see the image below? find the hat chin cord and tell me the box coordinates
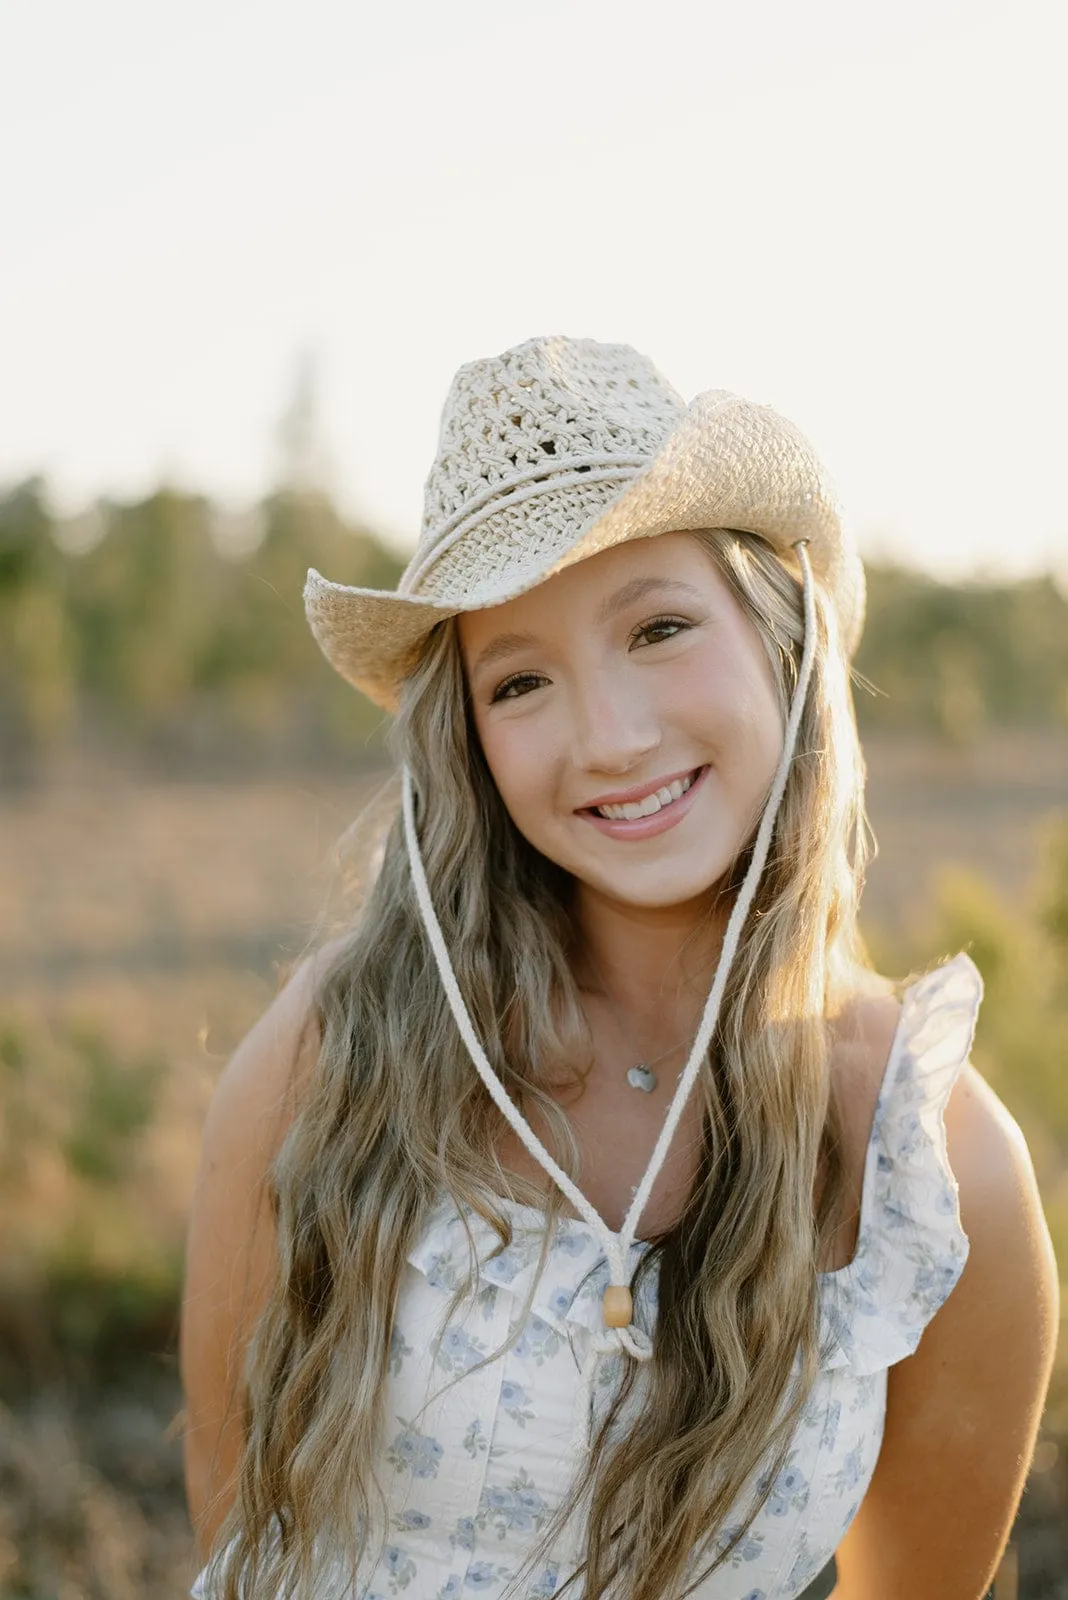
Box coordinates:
[401,542,817,1453]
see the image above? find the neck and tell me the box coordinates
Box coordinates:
[572,882,730,1029]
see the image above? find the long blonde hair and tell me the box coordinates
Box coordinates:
[216,528,872,1600]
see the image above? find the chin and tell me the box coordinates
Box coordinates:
[575,857,735,914]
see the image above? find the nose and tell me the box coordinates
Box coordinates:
[569,668,661,777]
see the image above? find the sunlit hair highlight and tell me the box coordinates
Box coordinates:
[212,528,873,1600]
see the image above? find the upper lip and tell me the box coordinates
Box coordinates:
[578,766,703,810]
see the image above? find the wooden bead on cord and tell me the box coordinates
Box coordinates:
[602,1285,633,1328]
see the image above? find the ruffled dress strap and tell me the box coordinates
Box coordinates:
[819,952,984,1375]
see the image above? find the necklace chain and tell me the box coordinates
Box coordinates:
[585,953,694,1093]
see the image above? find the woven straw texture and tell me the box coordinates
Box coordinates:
[304,336,864,710]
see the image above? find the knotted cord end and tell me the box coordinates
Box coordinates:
[571,1321,654,1457]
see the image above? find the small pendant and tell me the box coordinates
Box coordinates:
[626,1063,657,1093]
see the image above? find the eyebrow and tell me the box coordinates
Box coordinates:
[595,575,704,624]
[468,577,704,681]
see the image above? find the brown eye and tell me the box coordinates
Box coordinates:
[632,616,690,648]
[490,672,546,703]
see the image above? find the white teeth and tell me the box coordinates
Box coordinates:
[595,770,698,821]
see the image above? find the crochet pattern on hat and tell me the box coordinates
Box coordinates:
[407,338,684,594]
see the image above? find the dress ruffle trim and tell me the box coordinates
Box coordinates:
[406,954,983,1378]
[405,1190,656,1343]
[817,952,982,1374]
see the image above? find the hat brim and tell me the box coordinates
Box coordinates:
[304,391,865,712]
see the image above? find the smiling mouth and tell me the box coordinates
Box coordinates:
[590,768,702,822]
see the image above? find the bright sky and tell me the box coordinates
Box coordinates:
[3,0,1066,579]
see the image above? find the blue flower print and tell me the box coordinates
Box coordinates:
[382,1545,417,1592]
[897,1108,925,1160]
[529,1564,560,1596]
[477,1283,499,1321]
[833,1441,865,1494]
[422,1250,466,1293]
[435,1325,488,1374]
[477,1469,549,1540]
[786,1533,824,1592]
[764,1461,809,1518]
[715,1522,764,1565]
[467,1560,513,1589]
[388,1326,414,1377]
[848,1372,880,1412]
[913,1259,961,1305]
[395,1509,431,1532]
[435,1576,462,1600]
[555,1229,587,1257]
[449,1516,476,1552]
[739,1536,764,1563]
[639,1276,660,1320]
[546,1286,574,1318]
[739,1590,767,1600]
[500,1381,535,1428]
[485,1243,529,1284]
[386,1423,444,1479]
[463,1417,488,1457]
[514,1483,548,1524]
[595,1351,623,1391]
[855,1254,884,1302]
[513,1315,562,1364]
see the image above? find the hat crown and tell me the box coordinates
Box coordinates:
[405,337,685,595]
[304,333,865,711]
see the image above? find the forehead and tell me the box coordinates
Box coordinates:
[457,531,726,657]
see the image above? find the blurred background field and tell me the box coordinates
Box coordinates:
[0,479,1066,1597]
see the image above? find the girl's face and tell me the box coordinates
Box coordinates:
[458,532,785,917]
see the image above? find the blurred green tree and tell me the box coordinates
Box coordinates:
[4,477,1067,771]
[855,565,1068,736]
[0,479,77,785]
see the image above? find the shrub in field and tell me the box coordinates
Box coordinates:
[0,1017,177,1378]
[62,1028,164,1187]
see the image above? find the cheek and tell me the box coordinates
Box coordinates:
[702,653,784,782]
[739,672,786,780]
[476,719,556,828]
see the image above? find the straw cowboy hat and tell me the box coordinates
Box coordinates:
[303,336,865,712]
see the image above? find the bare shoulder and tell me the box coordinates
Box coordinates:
[827,977,902,1090]
[944,1057,1042,1219]
[940,1054,1059,1362]
[180,937,346,1556]
[183,932,349,1316]
[198,943,331,1158]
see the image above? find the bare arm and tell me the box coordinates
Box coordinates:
[832,1063,1060,1599]
[179,954,325,1562]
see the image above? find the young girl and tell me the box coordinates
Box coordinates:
[181,337,1058,1600]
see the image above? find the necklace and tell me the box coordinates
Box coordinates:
[586,957,694,1094]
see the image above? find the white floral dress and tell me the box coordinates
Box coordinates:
[193,954,981,1600]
